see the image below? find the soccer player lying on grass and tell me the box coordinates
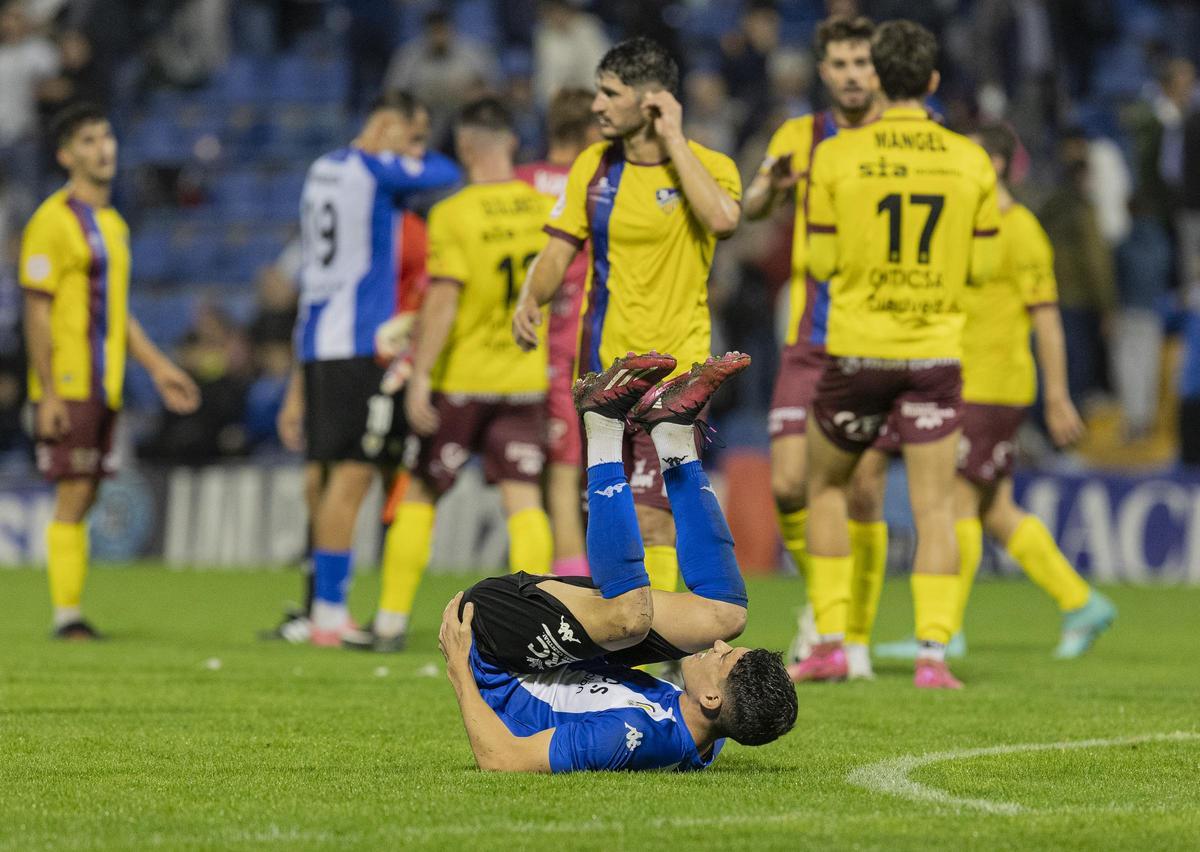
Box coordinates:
[437,352,798,772]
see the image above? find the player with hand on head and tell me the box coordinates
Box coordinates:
[439,351,797,772]
[280,90,461,647]
[794,20,1001,689]
[742,15,885,680]
[22,103,200,639]
[870,123,1116,662]
[515,87,603,579]
[361,97,555,652]
[513,37,742,598]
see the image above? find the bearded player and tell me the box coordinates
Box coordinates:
[439,352,796,772]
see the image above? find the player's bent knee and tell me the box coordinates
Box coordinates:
[711,601,748,642]
[771,470,807,512]
[596,588,653,649]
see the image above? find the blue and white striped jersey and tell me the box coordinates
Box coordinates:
[295,146,460,362]
[470,645,723,773]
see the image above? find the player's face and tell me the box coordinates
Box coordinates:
[819,39,876,116]
[59,119,117,185]
[592,72,646,140]
[680,640,750,699]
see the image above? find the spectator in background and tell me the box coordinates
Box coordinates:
[385,9,499,146]
[0,0,59,211]
[682,68,740,156]
[766,48,812,120]
[720,0,780,125]
[1177,70,1200,305]
[38,29,109,114]
[533,0,610,108]
[1179,295,1200,467]
[146,0,231,88]
[1040,147,1117,414]
[1124,58,1196,234]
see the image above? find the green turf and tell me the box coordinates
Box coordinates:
[1,567,1197,851]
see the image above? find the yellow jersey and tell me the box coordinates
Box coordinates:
[761,111,840,346]
[20,189,130,409]
[426,180,552,396]
[962,203,1057,406]
[807,107,1001,360]
[544,139,742,378]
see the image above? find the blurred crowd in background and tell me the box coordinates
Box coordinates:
[0,0,1199,472]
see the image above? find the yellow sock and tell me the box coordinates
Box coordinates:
[508,507,553,575]
[1007,515,1090,611]
[777,507,808,579]
[846,520,888,645]
[644,545,679,592]
[911,573,959,645]
[807,554,852,638]
[47,521,88,610]
[952,517,983,634]
[378,502,435,616]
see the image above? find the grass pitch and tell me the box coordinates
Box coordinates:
[1,567,1197,851]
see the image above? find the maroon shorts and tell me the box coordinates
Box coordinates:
[958,402,1026,486]
[546,357,582,467]
[768,343,828,439]
[812,357,963,453]
[406,395,547,497]
[35,399,119,481]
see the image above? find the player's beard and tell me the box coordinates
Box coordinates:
[834,88,873,123]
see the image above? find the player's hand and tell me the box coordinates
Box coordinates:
[512,294,542,352]
[1046,394,1085,448]
[36,394,70,441]
[375,312,416,360]
[405,372,439,436]
[438,591,474,679]
[641,90,685,146]
[152,363,201,415]
[276,390,304,452]
[766,154,802,192]
[379,356,413,395]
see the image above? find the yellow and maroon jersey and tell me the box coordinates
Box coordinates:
[20,188,130,409]
[962,203,1058,406]
[426,180,552,396]
[807,107,1001,361]
[544,139,741,378]
[760,110,841,348]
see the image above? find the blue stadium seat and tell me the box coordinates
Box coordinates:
[211,170,267,221]
[131,228,173,283]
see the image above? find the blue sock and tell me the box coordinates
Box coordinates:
[662,461,747,608]
[586,462,650,599]
[313,549,353,605]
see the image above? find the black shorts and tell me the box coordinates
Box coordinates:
[303,357,408,465]
[461,572,687,674]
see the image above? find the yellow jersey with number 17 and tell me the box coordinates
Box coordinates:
[19,188,130,410]
[961,203,1058,406]
[426,180,552,396]
[544,139,742,378]
[807,107,1001,361]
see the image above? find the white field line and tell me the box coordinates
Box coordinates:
[846,730,1200,815]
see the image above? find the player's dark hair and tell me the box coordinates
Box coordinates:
[370,89,425,120]
[547,87,596,146]
[720,649,797,747]
[597,37,679,95]
[973,123,1019,180]
[458,96,515,134]
[871,19,938,101]
[49,102,108,149]
[814,15,876,61]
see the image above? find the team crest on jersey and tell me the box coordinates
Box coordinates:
[655,187,681,213]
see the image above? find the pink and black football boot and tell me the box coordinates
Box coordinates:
[573,351,678,420]
[628,352,752,431]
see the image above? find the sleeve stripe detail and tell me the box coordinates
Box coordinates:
[1025,301,1058,311]
[543,225,585,248]
[973,228,999,237]
[808,223,837,234]
[428,276,465,288]
[19,285,53,298]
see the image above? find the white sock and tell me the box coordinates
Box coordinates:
[312,600,348,632]
[584,411,625,467]
[650,422,698,470]
[375,610,409,639]
[917,640,946,663]
[53,606,81,629]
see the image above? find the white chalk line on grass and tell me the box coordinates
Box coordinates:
[846,730,1200,815]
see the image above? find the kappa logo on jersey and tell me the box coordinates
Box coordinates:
[900,401,957,431]
[655,187,681,214]
[592,481,628,499]
[557,616,581,645]
[624,722,644,752]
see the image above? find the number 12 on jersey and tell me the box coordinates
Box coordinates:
[877,193,944,264]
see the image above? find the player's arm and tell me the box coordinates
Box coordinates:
[375,150,462,197]
[22,292,69,440]
[404,278,459,435]
[277,363,304,451]
[744,156,801,221]
[439,593,554,773]
[128,316,201,415]
[1031,305,1084,447]
[968,155,1003,286]
[643,91,740,238]
[805,145,839,281]
[513,237,576,351]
